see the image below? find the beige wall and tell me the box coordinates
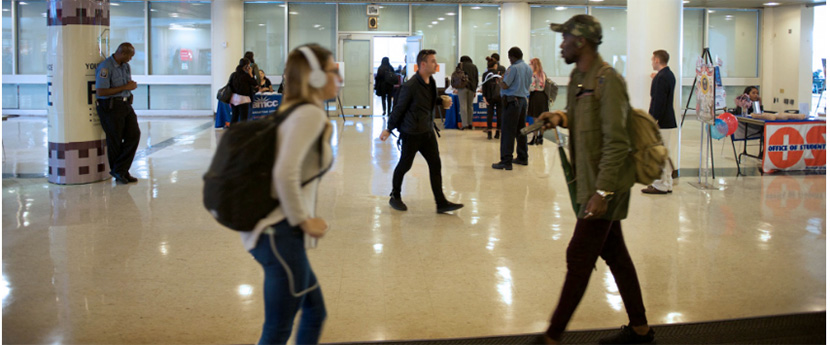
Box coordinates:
[761,5,814,113]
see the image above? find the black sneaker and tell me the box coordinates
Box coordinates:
[436,201,463,214]
[110,172,130,185]
[512,158,528,166]
[492,162,512,170]
[494,130,500,139]
[598,325,655,344]
[487,131,493,140]
[389,196,408,211]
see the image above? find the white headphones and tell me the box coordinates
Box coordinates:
[298,46,327,89]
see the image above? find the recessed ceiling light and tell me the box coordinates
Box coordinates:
[313,24,321,28]
[471,6,481,9]
[431,21,438,24]
[289,11,298,15]
[682,0,689,3]
[170,12,179,18]
[428,25,433,28]
[379,6,384,8]
[764,2,780,5]
[589,0,604,2]
[446,12,456,16]
[18,1,27,5]
[110,3,120,6]
[555,6,567,10]
[279,4,286,7]
[438,17,445,20]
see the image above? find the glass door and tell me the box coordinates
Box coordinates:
[339,35,373,116]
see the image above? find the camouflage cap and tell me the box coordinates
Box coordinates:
[550,14,603,45]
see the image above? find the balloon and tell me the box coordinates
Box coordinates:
[718,112,738,136]
[710,119,729,140]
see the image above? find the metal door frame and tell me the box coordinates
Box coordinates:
[338,33,409,116]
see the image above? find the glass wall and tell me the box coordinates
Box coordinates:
[683,9,705,78]
[110,1,146,75]
[412,4,458,68]
[149,2,211,75]
[530,6,587,77]
[3,84,18,109]
[244,2,287,76]
[149,85,210,110]
[17,0,47,74]
[460,5,499,70]
[708,9,759,78]
[591,7,627,76]
[288,3,336,53]
[3,0,13,74]
[339,3,408,32]
[18,84,46,109]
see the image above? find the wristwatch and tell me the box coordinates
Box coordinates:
[596,190,614,200]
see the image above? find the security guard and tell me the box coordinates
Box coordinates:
[96,42,140,184]
[536,15,654,345]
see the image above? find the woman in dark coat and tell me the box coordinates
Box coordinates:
[230,58,258,124]
[374,57,397,116]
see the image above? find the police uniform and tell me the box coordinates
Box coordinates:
[95,54,141,180]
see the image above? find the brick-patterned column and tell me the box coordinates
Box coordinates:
[46,0,110,185]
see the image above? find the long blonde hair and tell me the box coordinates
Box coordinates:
[279,44,332,111]
[530,58,544,80]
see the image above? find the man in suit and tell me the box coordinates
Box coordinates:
[642,49,676,195]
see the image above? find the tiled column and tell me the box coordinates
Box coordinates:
[46,0,110,184]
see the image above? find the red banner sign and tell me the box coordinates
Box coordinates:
[763,122,826,173]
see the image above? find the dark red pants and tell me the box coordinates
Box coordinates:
[546,219,648,341]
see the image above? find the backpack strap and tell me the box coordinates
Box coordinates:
[592,62,613,101]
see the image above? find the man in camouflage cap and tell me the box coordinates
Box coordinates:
[535,14,655,345]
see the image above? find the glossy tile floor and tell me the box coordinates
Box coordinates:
[2,116,826,344]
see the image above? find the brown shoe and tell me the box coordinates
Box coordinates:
[641,185,671,194]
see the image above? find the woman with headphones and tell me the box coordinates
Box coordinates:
[240,44,340,345]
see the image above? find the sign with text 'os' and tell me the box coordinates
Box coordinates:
[763,122,826,173]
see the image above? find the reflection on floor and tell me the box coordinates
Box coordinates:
[2,116,825,344]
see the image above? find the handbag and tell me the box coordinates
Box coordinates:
[216,74,233,103]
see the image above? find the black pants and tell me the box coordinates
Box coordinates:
[499,96,529,164]
[96,98,141,175]
[381,93,393,114]
[391,131,446,204]
[546,219,648,341]
[486,98,502,130]
[231,103,251,123]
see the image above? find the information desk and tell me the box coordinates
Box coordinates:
[731,115,826,173]
[215,93,283,128]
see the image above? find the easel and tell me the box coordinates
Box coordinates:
[325,90,346,122]
[681,48,727,188]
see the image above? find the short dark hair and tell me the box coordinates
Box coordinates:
[490,53,500,62]
[486,58,497,69]
[244,51,255,63]
[417,49,436,67]
[743,86,759,94]
[460,55,472,64]
[508,47,523,60]
[653,50,669,64]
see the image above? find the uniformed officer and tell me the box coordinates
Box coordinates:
[536,15,654,345]
[96,42,140,184]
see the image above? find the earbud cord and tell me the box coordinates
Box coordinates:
[268,229,320,297]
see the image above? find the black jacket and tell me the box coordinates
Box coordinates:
[461,62,479,91]
[387,73,442,135]
[375,65,396,96]
[231,71,258,97]
[648,67,677,129]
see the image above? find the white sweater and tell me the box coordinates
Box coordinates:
[240,103,334,251]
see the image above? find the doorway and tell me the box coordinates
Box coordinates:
[338,34,414,116]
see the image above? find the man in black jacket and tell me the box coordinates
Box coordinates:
[380,49,464,214]
[642,49,676,195]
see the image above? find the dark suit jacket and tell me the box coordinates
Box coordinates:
[648,67,677,129]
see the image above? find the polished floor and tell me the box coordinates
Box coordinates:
[2,115,826,344]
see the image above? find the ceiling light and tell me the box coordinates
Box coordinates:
[289,11,298,15]
[379,6,384,8]
[446,12,456,16]
[258,23,265,26]
[18,1,27,4]
[682,0,689,3]
[428,25,433,28]
[110,3,120,6]
[471,6,481,9]
[589,0,604,2]
[438,17,445,20]
[313,24,321,28]
[431,21,438,24]
[764,2,780,5]
[170,12,179,18]
[555,6,566,10]
[2,9,9,11]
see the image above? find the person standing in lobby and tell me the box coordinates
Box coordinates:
[642,49,676,195]
[527,57,549,146]
[536,14,654,345]
[375,57,397,116]
[380,49,464,214]
[229,58,258,124]
[458,56,479,130]
[95,42,140,185]
[492,47,531,170]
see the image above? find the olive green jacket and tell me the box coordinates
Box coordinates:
[564,55,636,220]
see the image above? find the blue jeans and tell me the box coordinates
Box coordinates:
[249,221,326,345]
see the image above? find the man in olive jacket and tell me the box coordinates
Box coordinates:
[536,15,654,345]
